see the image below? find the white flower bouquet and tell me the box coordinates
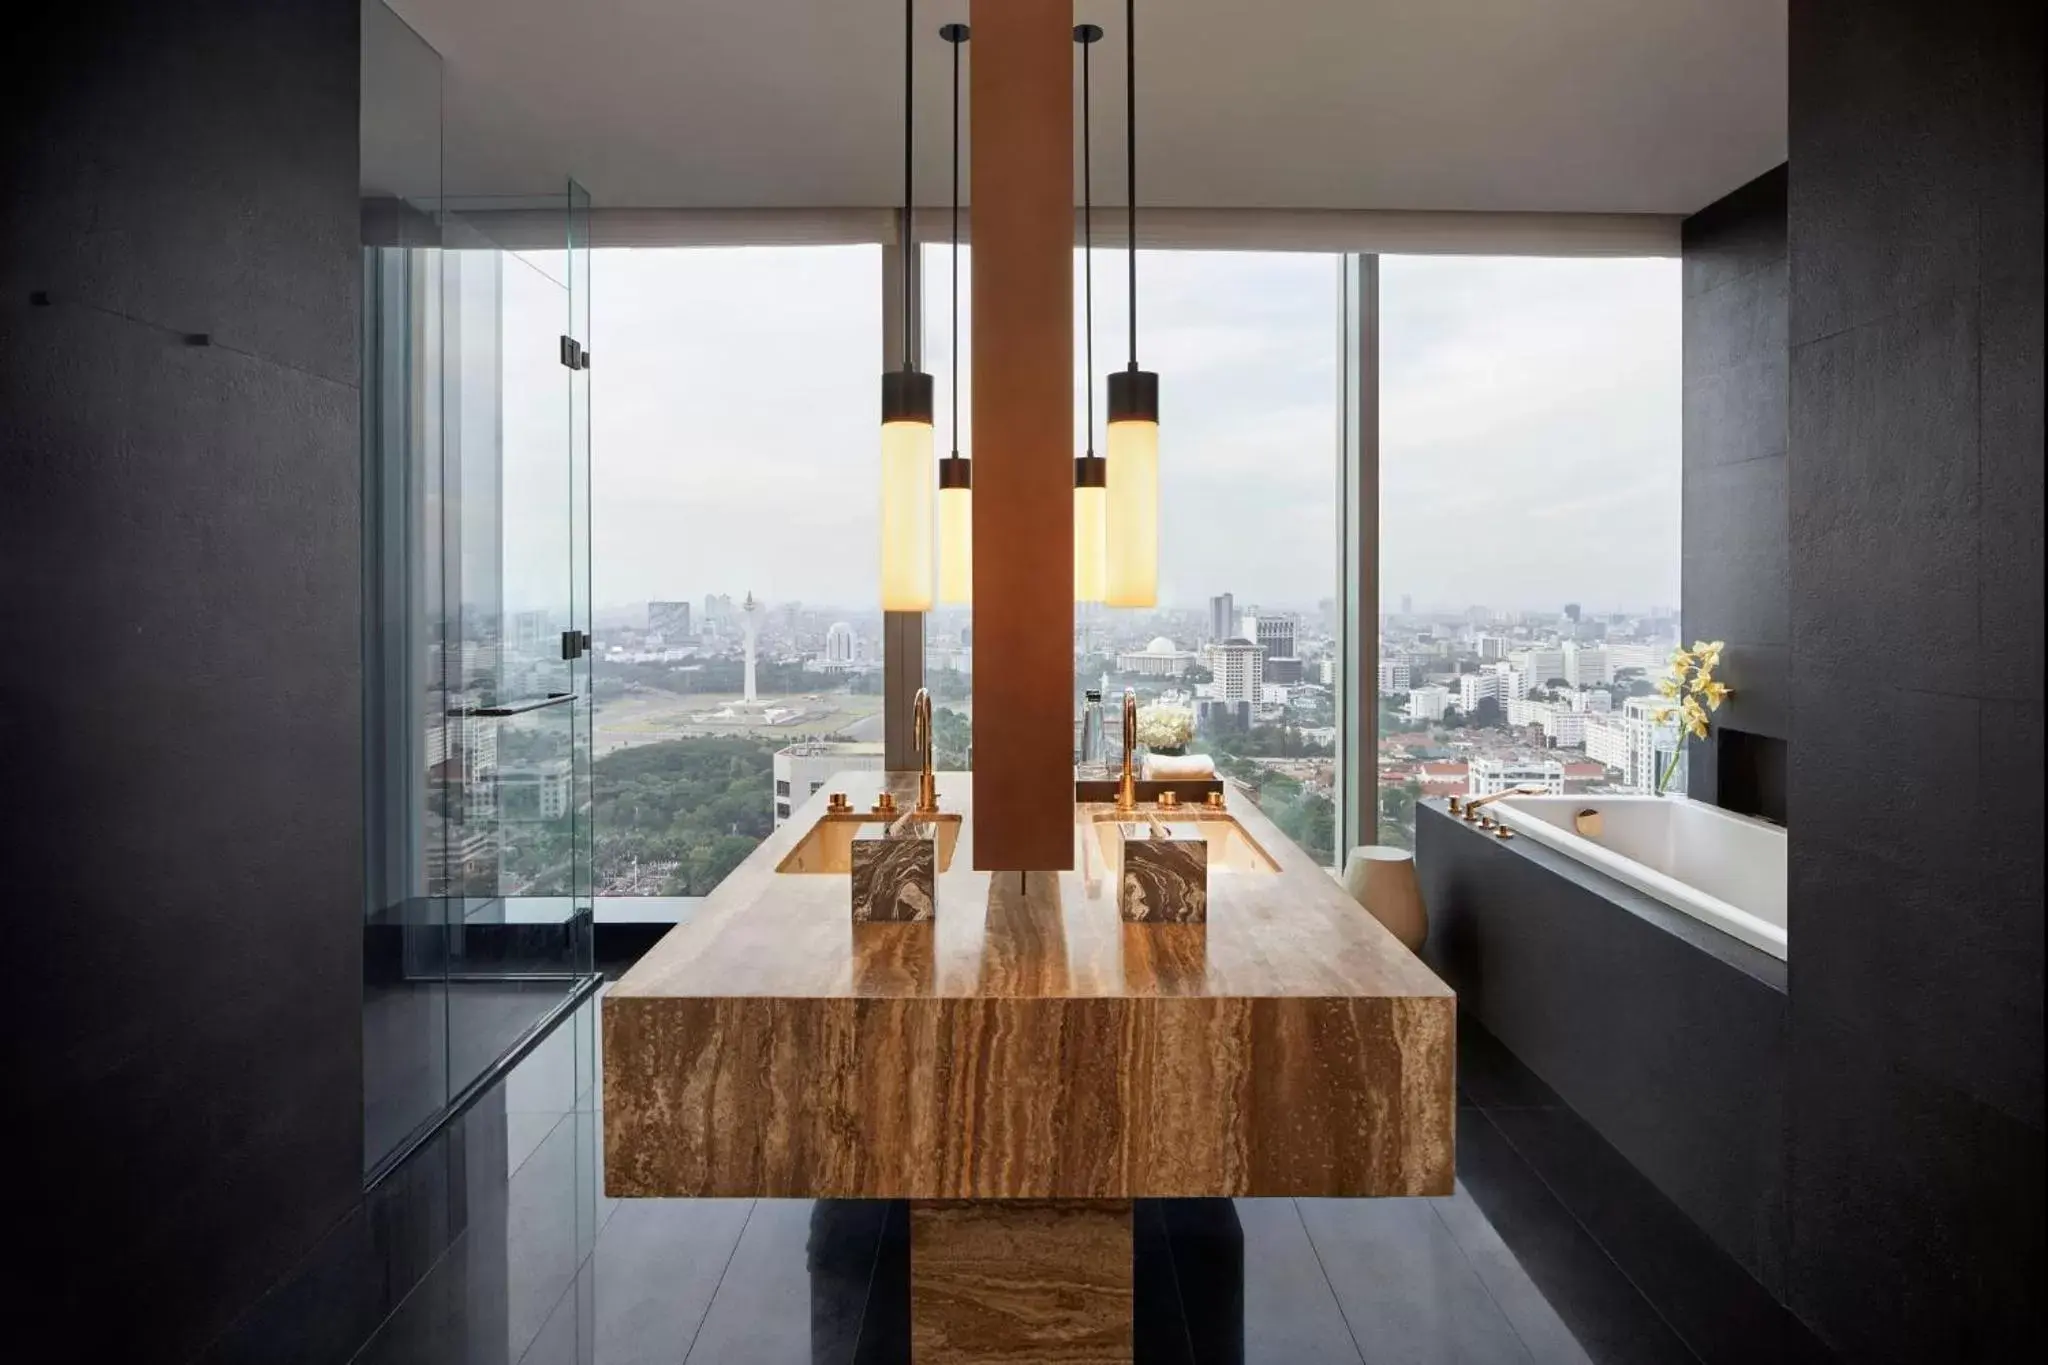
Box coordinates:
[1134,702,1195,754]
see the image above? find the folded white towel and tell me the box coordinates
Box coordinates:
[1142,752,1217,781]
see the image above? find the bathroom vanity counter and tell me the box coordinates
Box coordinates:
[605,771,1454,1202]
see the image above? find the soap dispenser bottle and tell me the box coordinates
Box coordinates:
[1078,689,1105,774]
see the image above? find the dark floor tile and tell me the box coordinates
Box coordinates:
[1136,1200,1197,1365]
[358,1109,598,1365]
[685,1200,887,1365]
[525,1198,754,1365]
[1488,1107,1831,1365]
[852,1202,912,1365]
[1297,1195,1532,1364]
[1452,1111,1689,1365]
[1458,1014,1566,1110]
[1169,1200,1362,1365]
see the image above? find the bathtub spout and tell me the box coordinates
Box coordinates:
[1459,785,1549,823]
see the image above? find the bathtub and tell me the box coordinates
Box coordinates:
[1486,794,1787,959]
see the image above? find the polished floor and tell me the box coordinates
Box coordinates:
[345,996,1831,1365]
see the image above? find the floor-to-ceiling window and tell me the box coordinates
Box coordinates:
[924,242,1344,866]
[1374,255,1683,848]
[587,245,883,913]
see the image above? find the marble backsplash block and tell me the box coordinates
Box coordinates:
[851,821,936,923]
[1117,822,1208,924]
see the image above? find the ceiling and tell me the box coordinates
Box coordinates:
[386,0,1786,215]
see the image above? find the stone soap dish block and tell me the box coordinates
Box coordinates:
[1117,820,1208,924]
[850,819,936,923]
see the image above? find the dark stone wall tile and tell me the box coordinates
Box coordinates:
[1683,357,1788,471]
[1683,165,1789,299]
[1683,169,1791,809]
[1787,0,2044,1352]
[1788,295,1980,691]
[1977,0,2045,289]
[1788,0,1982,345]
[1793,831,2042,1130]
[1979,277,2045,701]
[5,2,362,385]
[1786,1016,2046,1363]
[1683,455,1789,646]
[1789,681,1979,871]
[1685,259,1790,382]
[2,3,363,1360]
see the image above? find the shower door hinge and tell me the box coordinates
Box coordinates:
[560,630,591,661]
[558,336,589,370]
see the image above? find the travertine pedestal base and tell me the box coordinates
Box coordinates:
[910,1200,1133,1363]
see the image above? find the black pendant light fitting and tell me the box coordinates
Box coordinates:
[882,0,934,428]
[938,21,971,494]
[1074,22,1106,497]
[1107,0,1157,426]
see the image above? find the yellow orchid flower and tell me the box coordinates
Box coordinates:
[1650,706,1676,725]
[1695,640,1724,668]
[1700,679,1731,710]
[1656,677,1682,698]
[1681,694,1709,730]
[1690,666,1715,693]
[1669,649,1696,672]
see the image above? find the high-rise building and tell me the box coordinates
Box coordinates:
[1206,638,1263,704]
[1406,685,1451,722]
[1486,661,1528,702]
[1243,612,1295,662]
[1474,633,1510,661]
[1468,758,1566,796]
[1623,696,1684,793]
[771,741,885,826]
[824,621,856,663]
[1457,670,1500,711]
[1562,641,1611,687]
[649,600,693,640]
[1264,656,1305,685]
[1509,647,1566,686]
[1208,592,1235,644]
[1401,593,1414,616]
[1377,658,1412,693]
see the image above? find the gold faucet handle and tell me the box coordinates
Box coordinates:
[826,792,852,814]
[872,791,898,816]
[1157,789,1181,809]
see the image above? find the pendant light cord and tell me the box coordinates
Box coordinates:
[1082,33,1095,454]
[950,28,961,456]
[1125,0,1137,369]
[901,0,914,372]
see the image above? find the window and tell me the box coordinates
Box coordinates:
[1374,256,1682,848]
[923,243,1344,865]
[589,246,883,907]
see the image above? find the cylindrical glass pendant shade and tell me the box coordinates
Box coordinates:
[1105,368,1159,607]
[881,371,935,611]
[937,456,972,605]
[1074,454,1108,603]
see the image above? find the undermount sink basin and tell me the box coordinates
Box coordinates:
[776,812,964,874]
[1087,810,1281,873]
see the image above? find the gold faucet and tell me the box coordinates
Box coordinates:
[913,686,940,815]
[1456,785,1547,823]
[1116,688,1139,813]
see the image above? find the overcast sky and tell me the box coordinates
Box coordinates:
[497,245,1679,618]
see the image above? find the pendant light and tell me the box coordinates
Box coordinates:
[1073,23,1108,604]
[881,0,935,611]
[1105,0,1160,607]
[935,22,973,605]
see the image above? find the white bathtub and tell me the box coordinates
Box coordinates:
[1487,795,1788,960]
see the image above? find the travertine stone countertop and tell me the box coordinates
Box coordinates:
[605,771,1455,1201]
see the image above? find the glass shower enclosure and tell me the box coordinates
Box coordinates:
[361,2,597,1179]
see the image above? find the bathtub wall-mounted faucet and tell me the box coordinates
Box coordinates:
[1452,785,1549,839]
